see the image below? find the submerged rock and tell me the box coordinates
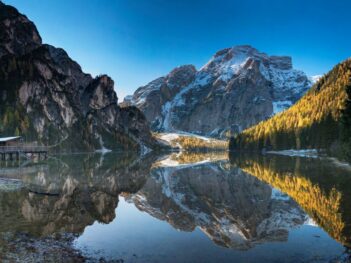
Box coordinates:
[0,178,23,191]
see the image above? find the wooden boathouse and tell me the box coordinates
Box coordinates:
[0,136,48,161]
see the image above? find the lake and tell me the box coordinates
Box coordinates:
[0,152,350,262]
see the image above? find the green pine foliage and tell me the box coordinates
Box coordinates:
[231,59,351,161]
[340,84,351,159]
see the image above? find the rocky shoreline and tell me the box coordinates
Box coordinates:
[0,232,127,263]
[0,232,86,263]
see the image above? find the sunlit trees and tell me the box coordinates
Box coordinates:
[230,59,351,161]
[237,156,349,246]
[340,84,351,159]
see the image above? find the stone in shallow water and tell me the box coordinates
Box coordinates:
[0,178,23,192]
[0,232,86,262]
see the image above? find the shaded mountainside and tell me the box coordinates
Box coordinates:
[230,59,351,161]
[125,45,312,138]
[0,2,162,152]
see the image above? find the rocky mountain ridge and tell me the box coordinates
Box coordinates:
[125,45,312,137]
[0,2,161,152]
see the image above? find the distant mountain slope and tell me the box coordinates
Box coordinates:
[125,45,312,137]
[230,59,351,160]
[0,2,162,152]
[155,132,228,151]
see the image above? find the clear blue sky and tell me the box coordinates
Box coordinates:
[4,0,351,99]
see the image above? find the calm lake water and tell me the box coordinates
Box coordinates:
[0,152,351,262]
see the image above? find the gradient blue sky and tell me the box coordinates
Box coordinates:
[4,0,351,99]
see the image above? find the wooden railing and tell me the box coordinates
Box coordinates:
[0,146,48,153]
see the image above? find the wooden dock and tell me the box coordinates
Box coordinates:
[0,146,48,161]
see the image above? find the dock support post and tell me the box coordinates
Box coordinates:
[0,147,48,162]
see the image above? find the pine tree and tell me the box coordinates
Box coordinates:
[341,84,351,160]
[229,136,237,150]
[341,84,351,141]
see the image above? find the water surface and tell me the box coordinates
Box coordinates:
[0,152,350,262]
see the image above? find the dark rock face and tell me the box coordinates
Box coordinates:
[0,2,160,151]
[126,45,312,137]
[0,2,41,58]
[125,65,197,130]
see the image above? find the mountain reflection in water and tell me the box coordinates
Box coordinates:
[0,152,350,262]
[128,159,306,250]
[0,153,154,236]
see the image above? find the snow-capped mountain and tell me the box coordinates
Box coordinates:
[125,45,312,137]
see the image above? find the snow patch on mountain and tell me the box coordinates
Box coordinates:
[272,100,293,115]
[161,101,173,130]
[160,73,212,131]
[258,61,310,96]
[202,51,250,82]
[309,75,323,84]
[271,188,290,201]
[133,77,165,106]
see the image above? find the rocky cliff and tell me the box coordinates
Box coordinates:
[0,2,161,152]
[126,45,312,137]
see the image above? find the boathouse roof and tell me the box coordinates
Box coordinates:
[0,136,21,142]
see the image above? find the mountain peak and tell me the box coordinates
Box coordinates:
[204,45,293,73]
[128,45,311,136]
[214,45,259,57]
[0,1,42,58]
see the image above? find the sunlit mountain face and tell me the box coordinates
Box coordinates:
[1,152,351,261]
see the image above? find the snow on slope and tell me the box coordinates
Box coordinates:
[160,72,212,131]
[272,100,293,115]
[309,75,323,84]
[155,132,228,151]
[127,45,312,136]
[133,77,165,106]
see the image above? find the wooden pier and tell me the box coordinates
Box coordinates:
[0,146,48,161]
